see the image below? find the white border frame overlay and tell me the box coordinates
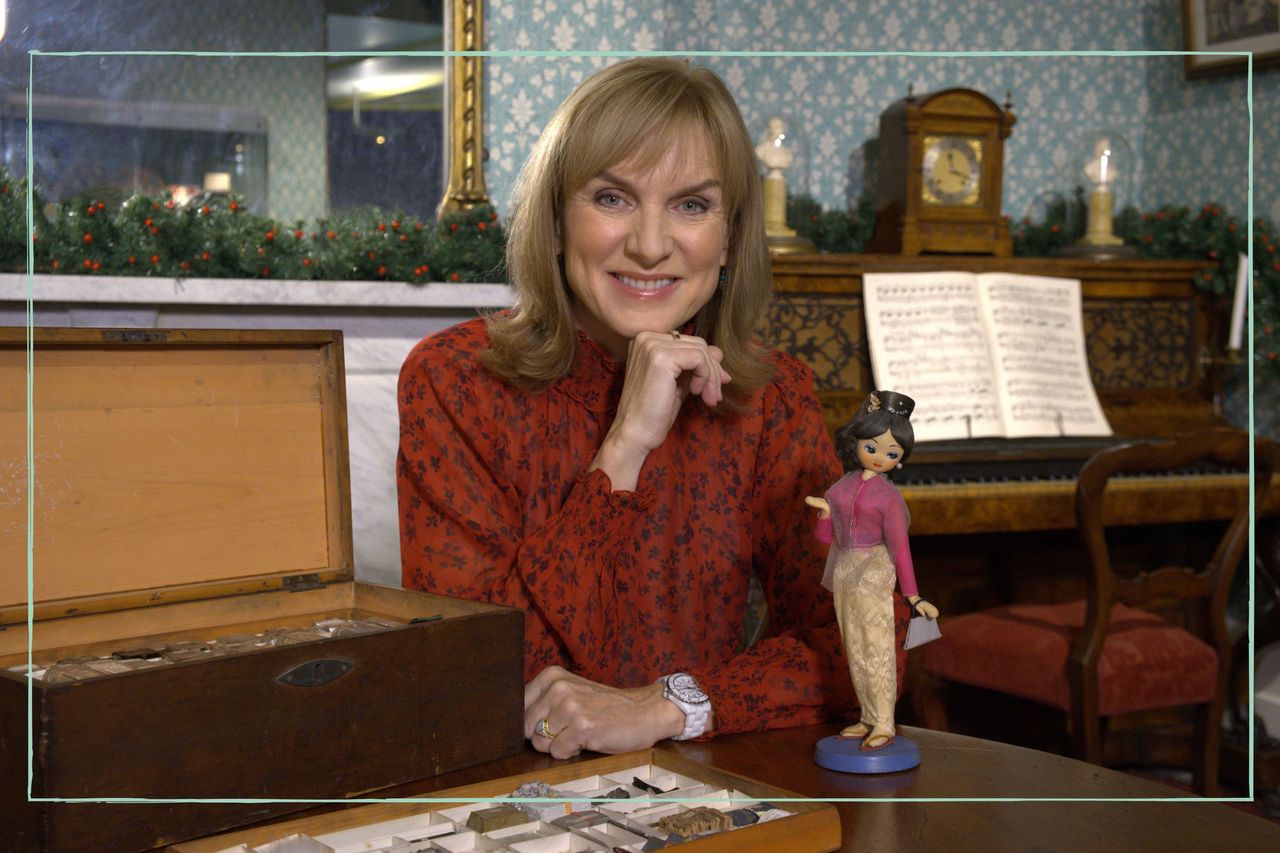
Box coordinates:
[20,46,1254,804]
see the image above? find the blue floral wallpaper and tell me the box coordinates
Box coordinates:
[486,0,1277,226]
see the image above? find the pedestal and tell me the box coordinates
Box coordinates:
[813,734,921,774]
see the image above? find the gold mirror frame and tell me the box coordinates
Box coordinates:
[441,0,488,213]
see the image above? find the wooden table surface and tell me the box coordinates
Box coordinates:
[672,723,1280,852]
[165,723,1280,853]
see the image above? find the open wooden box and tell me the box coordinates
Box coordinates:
[0,328,524,852]
[169,748,842,853]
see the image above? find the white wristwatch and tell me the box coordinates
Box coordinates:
[659,672,711,741]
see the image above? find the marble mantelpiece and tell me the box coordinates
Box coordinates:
[2,273,515,588]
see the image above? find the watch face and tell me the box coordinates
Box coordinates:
[667,673,709,705]
[921,135,983,206]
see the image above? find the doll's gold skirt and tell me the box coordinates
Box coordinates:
[830,543,898,734]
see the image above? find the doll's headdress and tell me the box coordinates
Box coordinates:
[868,390,915,419]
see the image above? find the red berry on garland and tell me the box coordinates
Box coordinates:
[128,255,136,265]
[391,220,400,230]
[295,229,304,239]
[200,206,210,215]
[1271,351,1277,361]
[1228,223,1236,232]
[82,259,92,270]
[399,233,408,242]
[150,226,158,235]
[1265,326,1274,335]
[230,201,240,211]
[82,233,93,244]
[97,201,106,210]
[180,261,190,271]
[326,230,336,239]
[450,272,460,282]
[92,261,101,271]
[152,203,160,211]
[490,212,497,221]
[86,206,96,216]
[377,223,386,232]
[477,221,487,231]
[144,217,152,226]
[415,222,424,231]
[51,260,59,269]
[265,230,276,242]
[450,223,458,232]
[261,266,270,276]
[1050,224,1060,233]
[258,247,267,256]
[201,251,210,261]
[302,257,312,267]
[376,264,387,276]
[1208,249,1218,258]
[150,254,160,264]
[165,199,175,209]
[366,251,376,260]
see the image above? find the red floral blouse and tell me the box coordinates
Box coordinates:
[397,317,907,734]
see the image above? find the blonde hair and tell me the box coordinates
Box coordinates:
[481,57,774,407]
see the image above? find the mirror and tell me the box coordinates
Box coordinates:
[0,0,487,221]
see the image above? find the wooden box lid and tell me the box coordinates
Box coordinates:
[0,328,353,625]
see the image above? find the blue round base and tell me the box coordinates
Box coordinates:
[813,734,921,774]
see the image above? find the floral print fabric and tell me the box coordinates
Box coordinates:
[397,318,906,734]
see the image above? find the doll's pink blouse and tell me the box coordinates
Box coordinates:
[813,472,918,597]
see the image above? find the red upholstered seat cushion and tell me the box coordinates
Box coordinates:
[920,601,1218,716]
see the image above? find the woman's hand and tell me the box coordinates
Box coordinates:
[523,665,691,759]
[590,330,731,491]
[907,595,940,620]
[804,496,831,518]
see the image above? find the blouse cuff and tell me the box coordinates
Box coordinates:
[569,467,653,533]
[813,515,833,544]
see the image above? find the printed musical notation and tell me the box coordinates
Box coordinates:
[863,272,1111,442]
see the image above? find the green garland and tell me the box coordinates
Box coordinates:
[0,166,505,284]
[2,166,1276,372]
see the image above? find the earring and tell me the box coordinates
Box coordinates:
[718,267,728,289]
[896,463,903,469]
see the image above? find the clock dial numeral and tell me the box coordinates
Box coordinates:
[921,136,983,207]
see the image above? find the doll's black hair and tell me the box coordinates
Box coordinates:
[834,390,916,473]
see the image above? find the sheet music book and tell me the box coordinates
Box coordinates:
[862,271,1112,443]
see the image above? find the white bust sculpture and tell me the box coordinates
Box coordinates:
[755,115,793,174]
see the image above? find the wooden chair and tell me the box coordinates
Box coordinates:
[916,427,1279,795]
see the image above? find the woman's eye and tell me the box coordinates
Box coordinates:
[863,444,876,455]
[886,452,899,460]
[679,198,708,213]
[595,192,625,207]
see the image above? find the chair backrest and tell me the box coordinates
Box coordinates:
[1072,427,1280,670]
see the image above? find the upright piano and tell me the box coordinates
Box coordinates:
[768,254,1266,613]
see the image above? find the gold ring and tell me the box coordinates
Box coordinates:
[536,718,556,741]
[670,330,681,340]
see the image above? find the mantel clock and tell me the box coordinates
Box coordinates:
[868,87,1016,256]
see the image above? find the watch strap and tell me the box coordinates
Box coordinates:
[660,673,711,741]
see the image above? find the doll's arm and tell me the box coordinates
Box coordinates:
[805,496,833,543]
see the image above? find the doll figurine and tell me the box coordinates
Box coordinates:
[806,390,939,752]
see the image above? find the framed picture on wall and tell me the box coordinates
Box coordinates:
[1182,0,1280,78]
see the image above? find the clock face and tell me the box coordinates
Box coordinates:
[921,135,984,206]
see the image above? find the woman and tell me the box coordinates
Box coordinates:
[805,391,939,751]
[397,58,899,759]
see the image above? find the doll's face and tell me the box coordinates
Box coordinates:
[856,429,904,473]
